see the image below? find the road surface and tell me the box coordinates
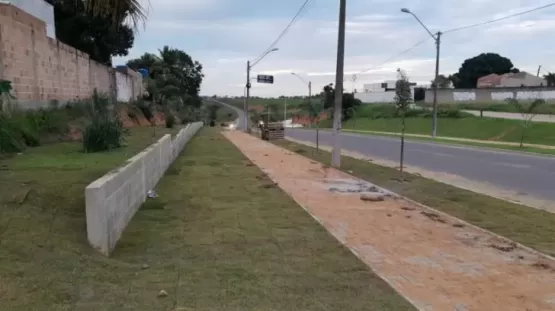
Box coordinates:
[286,128,555,203]
[206,99,245,130]
[463,110,555,123]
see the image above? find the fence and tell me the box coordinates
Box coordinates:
[0,2,142,109]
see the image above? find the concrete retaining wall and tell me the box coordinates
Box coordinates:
[85,122,203,255]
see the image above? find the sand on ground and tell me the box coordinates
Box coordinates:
[224,130,555,311]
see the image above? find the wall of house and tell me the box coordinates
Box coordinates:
[0,3,141,108]
[500,76,546,88]
[424,87,555,104]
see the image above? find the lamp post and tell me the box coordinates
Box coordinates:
[244,48,279,132]
[401,8,441,138]
[290,72,312,127]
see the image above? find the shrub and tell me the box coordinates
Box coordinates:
[135,100,154,122]
[165,114,175,128]
[83,115,125,153]
[0,114,25,152]
[209,120,215,127]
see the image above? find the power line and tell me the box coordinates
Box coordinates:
[444,2,555,34]
[358,37,431,75]
[251,0,312,66]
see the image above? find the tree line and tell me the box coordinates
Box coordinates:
[432,53,555,89]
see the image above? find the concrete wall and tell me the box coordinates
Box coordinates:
[424,87,555,104]
[356,91,397,103]
[85,122,203,255]
[4,0,55,38]
[0,3,141,108]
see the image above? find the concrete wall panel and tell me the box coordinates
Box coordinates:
[85,122,203,255]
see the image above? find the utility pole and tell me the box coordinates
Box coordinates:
[331,0,346,168]
[244,61,251,132]
[432,31,441,138]
[308,81,312,128]
[284,98,287,121]
[537,65,542,77]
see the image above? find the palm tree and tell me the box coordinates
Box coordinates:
[83,0,148,30]
[543,72,555,87]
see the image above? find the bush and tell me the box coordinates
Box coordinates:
[165,114,175,128]
[83,116,125,153]
[0,114,25,152]
[135,100,154,122]
[209,120,215,127]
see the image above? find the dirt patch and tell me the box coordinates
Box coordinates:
[224,131,555,311]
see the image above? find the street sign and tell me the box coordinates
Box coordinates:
[257,75,274,84]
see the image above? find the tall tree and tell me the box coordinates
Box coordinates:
[430,74,452,88]
[543,72,555,87]
[82,0,147,30]
[46,0,135,65]
[127,46,204,108]
[450,53,519,88]
[321,83,361,121]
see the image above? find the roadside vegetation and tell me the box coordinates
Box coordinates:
[0,128,414,310]
[418,101,555,115]
[272,139,555,257]
[318,104,555,147]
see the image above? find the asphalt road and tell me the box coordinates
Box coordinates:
[206,99,245,130]
[286,128,555,202]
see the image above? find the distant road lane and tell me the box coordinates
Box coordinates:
[286,128,555,203]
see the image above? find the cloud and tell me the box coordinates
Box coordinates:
[115,0,555,96]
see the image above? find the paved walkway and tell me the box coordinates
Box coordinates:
[224,131,555,311]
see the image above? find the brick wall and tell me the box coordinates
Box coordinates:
[0,3,141,108]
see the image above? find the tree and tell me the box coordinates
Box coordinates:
[450,53,519,88]
[81,0,147,30]
[394,69,412,179]
[430,74,452,88]
[46,0,135,65]
[321,84,361,121]
[507,98,545,148]
[543,72,555,87]
[127,46,204,108]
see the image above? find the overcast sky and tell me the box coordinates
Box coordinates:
[113,0,555,97]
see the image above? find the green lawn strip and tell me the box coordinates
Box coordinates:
[0,126,181,310]
[272,139,555,258]
[0,127,414,310]
[320,117,555,146]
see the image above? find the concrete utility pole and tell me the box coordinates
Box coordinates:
[331,0,346,168]
[401,8,441,138]
[244,61,251,132]
[284,98,287,121]
[245,48,279,132]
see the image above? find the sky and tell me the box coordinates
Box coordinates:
[114,0,555,97]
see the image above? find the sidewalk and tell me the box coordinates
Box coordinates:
[224,130,555,311]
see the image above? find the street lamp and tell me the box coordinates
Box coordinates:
[291,72,313,127]
[401,8,441,138]
[244,48,279,132]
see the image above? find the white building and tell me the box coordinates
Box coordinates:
[356,80,417,103]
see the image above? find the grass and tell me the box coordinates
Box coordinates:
[271,139,555,257]
[0,127,413,310]
[418,101,555,115]
[320,116,555,146]
[0,126,179,310]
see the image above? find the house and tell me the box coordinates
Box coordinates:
[477,72,547,88]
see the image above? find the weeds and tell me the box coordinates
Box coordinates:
[165,114,175,128]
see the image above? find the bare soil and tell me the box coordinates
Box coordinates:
[224,131,555,311]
